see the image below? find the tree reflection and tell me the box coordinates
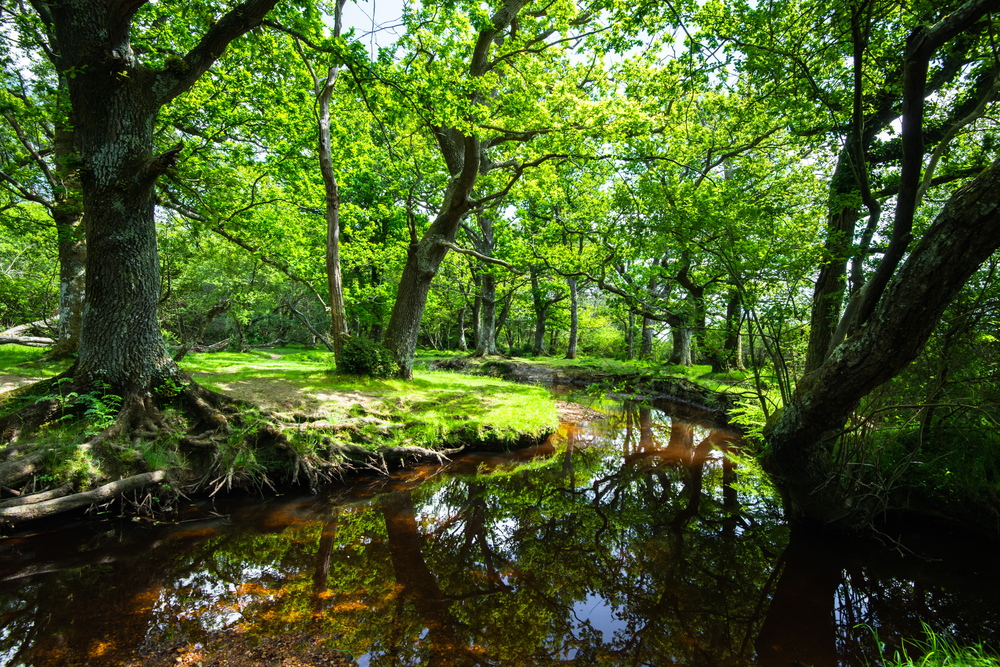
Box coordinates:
[1,402,999,666]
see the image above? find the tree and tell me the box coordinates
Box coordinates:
[0,0,284,458]
[371,0,678,377]
[0,18,85,357]
[695,0,1000,526]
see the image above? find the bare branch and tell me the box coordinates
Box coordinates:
[439,241,524,274]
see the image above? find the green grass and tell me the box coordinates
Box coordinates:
[184,348,559,450]
[880,626,1000,667]
[0,344,72,377]
[372,371,559,446]
[179,348,336,375]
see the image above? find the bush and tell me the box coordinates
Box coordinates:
[337,337,398,378]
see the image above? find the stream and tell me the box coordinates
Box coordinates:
[1,397,999,666]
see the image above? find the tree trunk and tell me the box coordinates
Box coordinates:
[565,275,578,359]
[640,316,654,360]
[381,3,528,378]
[711,288,744,372]
[625,313,633,360]
[472,286,482,352]
[321,77,348,362]
[70,98,172,389]
[530,266,547,356]
[532,311,547,356]
[474,273,497,356]
[668,327,692,366]
[456,307,468,351]
[804,146,860,374]
[49,122,86,360]
[46,0,281,395]
[765,156,1000,528]
[320,3,349,364]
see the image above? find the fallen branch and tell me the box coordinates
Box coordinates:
[0,470,167,522]
[0,336,54,347]
[0,482,72,508]
[0,318,57,338]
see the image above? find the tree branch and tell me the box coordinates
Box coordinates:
[155,0,282,106]
[439,241,524,274]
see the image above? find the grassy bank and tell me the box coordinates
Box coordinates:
[181,348,559,450]
[0,345,559,523]
[882,627,1000,667]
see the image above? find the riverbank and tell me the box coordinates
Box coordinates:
[425,355,743,432]
[0,346,565,526]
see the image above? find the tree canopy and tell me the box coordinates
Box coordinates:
[1,0,1000,531]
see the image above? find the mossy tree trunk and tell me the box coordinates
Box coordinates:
[45,0,280,398]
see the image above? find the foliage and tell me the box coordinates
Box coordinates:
[336,336,397,378]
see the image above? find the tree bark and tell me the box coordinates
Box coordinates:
[530,266,547,356]
[626,311,636,360]
[565,275,578,359]
[456,307,468,351]
[669,327,693,366]
[49,121,86,360]
[474,273,497,356]
[41,0,281,396]
[640,316,654,360]
[317,1,349,363]
[803,146,861,374]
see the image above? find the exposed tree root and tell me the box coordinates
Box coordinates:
[0,371,482,524]
[328,442,465,470]
[0,451,45,487]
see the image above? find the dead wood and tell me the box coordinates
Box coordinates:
[0,482,73,508]
[0,336,54,347]
[0,450,45,486]
[0,470,167,522]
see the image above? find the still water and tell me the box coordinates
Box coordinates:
[1,400,998,666]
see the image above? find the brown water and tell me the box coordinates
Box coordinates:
[1,399,999,666]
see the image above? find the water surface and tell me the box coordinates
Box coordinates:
[1,399,998,666]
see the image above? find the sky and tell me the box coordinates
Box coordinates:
[341,0,409,57]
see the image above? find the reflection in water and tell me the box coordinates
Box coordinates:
[0,400,999,666]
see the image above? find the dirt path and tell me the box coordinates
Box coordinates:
[0,374,43,394]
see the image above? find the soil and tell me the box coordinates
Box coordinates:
[0,374,43,394]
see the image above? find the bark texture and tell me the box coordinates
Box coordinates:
[50,123,86,359]
[565,275,578,359]
[46,0,280,393]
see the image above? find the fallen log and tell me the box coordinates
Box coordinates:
[0,470,167,522]
[0,482,72,508]
[0,336,54,347]
[0,451,45,486]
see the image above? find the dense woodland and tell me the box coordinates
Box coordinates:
[1,0,1000,532]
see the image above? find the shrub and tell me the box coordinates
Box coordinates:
[338,337,398,378]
